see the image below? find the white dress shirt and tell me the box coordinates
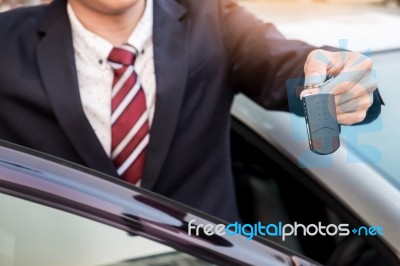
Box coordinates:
[67,0,156,156]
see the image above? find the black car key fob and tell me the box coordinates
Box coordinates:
[302,92,340,155]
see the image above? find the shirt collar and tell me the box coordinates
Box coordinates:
[67,0,153,68]
[128,0,153,54]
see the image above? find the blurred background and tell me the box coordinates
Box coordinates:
[236,0,400,52]
[0,0,49,11]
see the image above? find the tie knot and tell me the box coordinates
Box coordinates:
[108,44,137,68]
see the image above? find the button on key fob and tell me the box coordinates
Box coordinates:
[302,92,340,155]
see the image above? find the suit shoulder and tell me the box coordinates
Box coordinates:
[180,0,243,20]
[0,5,46,39]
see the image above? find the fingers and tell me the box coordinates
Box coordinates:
[299,87,320,99]
[328,50,373,74]
[331,74,376,104]
[331,68,376,124]
[304,49,373,86]
[304,49,333,86]
[337,111,367,126]
[335,92,373,115]
[333,77,375,124]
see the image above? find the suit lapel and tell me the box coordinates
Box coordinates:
[36,0,118,177]
[140,0,189,189]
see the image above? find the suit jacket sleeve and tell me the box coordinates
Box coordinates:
[218,0,382,123]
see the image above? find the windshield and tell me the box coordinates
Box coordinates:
[342,49,400,189]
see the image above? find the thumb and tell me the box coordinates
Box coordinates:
[304,50,329,86]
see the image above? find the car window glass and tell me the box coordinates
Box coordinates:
[0,192,210,266]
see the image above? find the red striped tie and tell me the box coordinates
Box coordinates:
[108,44,149,185]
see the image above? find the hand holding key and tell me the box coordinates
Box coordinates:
[300,49,377,125]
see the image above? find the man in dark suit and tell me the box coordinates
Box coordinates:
[0,0,381,222]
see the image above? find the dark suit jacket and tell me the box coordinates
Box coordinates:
[0,0,381,222]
